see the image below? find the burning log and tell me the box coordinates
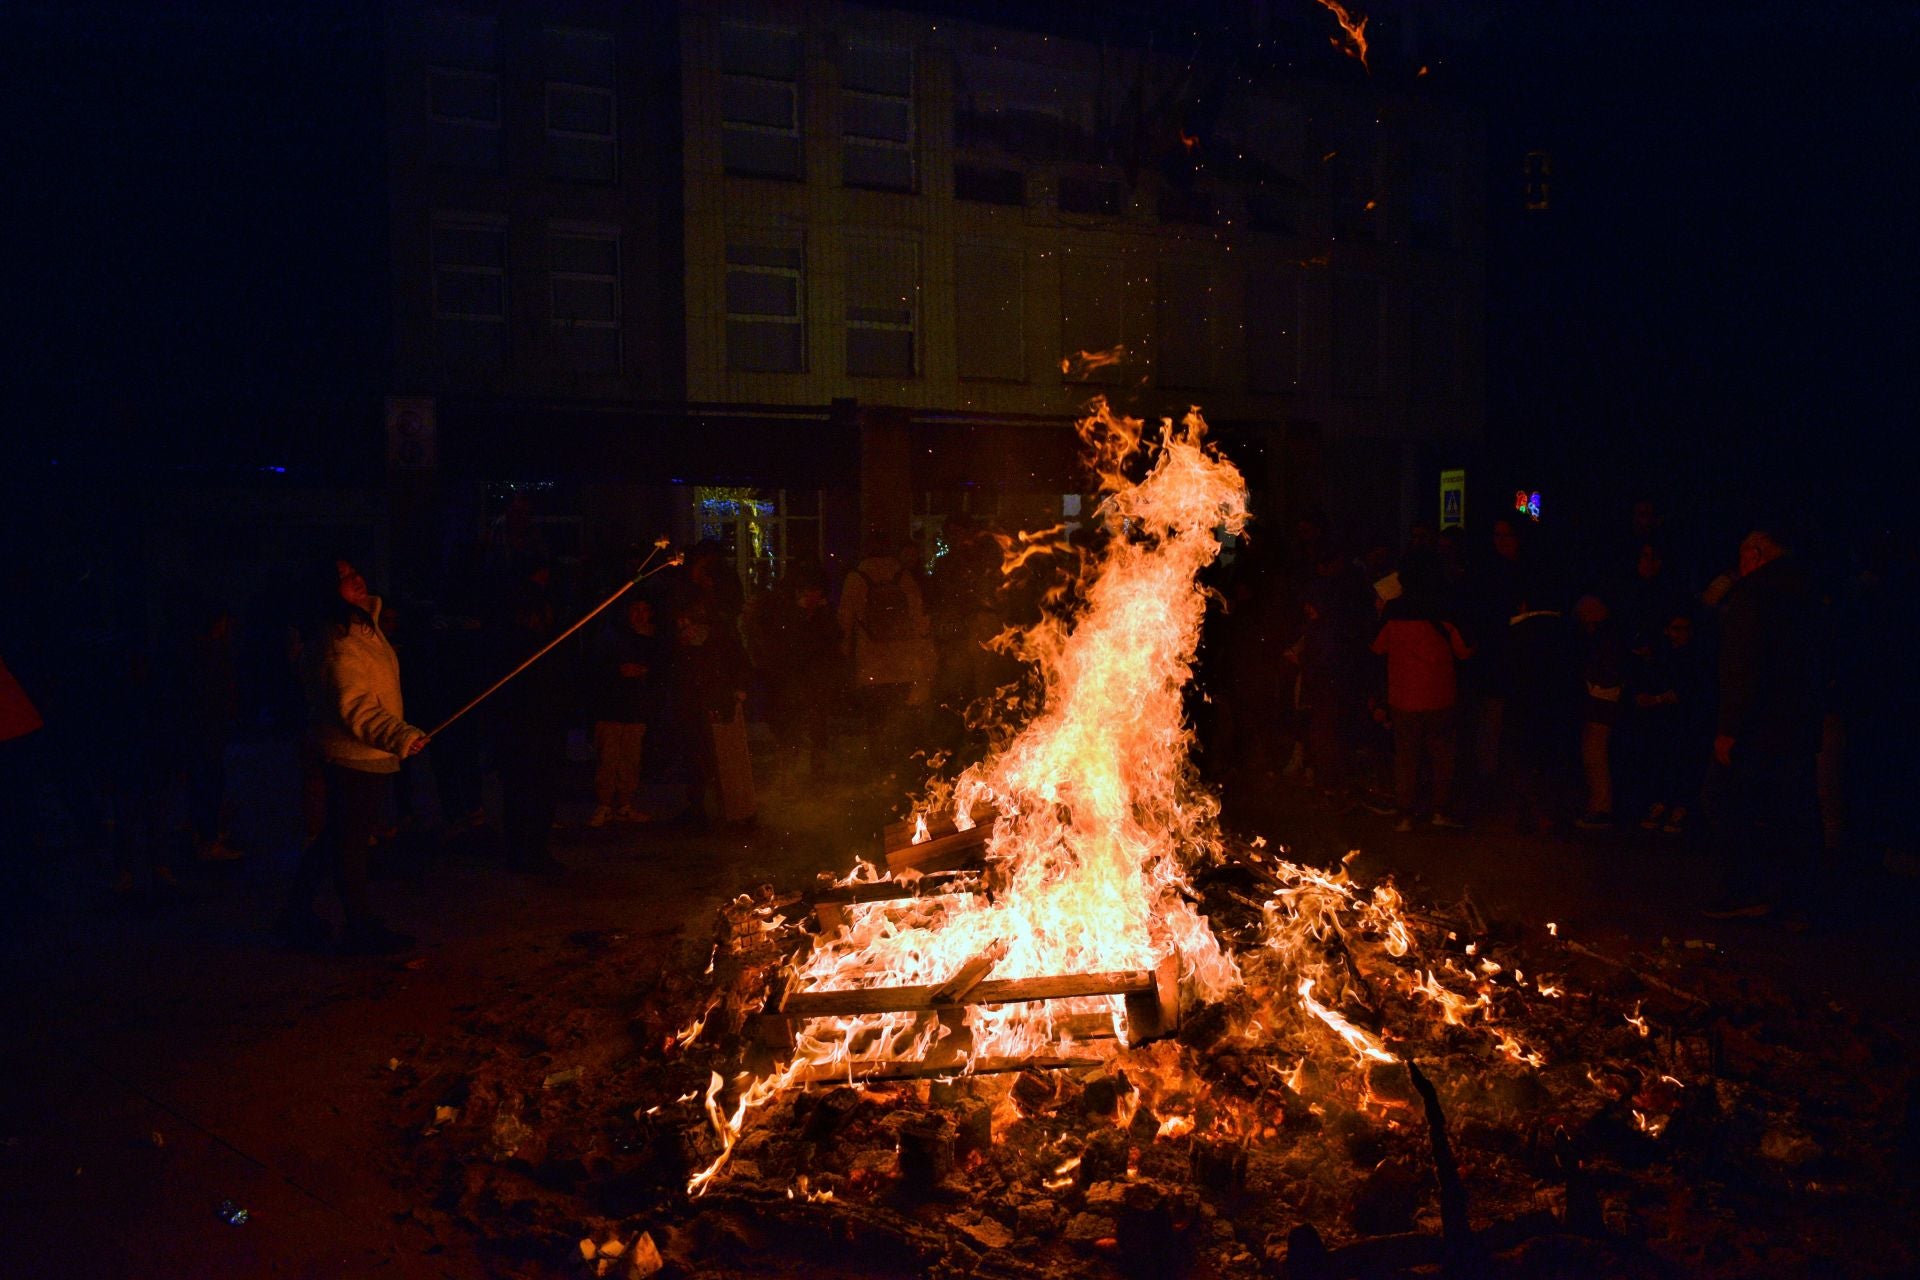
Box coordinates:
[883,824,990,875]
[1405,1060,1479,1277]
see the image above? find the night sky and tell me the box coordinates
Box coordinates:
[8,0,1916,524]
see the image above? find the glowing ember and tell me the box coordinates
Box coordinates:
[1313,0,1370,71]
[1060,344,1127,377]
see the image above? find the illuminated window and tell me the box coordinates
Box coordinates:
[693,487,823,593]
[721,24,803,180]
[545,28,616,183]
[1524,150,1552,212]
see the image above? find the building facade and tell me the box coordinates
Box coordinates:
[384,0,1485,589]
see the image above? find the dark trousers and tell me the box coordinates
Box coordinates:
[186,735,227,843]
[1393,707,1457,816]
[1708,745,1817,903]
[1305,704,1350,792]
[857,682,913,769]
[288,763,388,927]
[499,760,558,867]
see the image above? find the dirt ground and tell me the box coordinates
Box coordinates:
[2,743,1915,1279]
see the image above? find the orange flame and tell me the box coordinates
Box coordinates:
[1314,0,1370,72]
[1060,344,1127,377]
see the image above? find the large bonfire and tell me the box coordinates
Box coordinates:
[688,401,1546,1197]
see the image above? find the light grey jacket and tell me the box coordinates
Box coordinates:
[311,597,426,774]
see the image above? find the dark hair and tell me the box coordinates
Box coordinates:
[304,556,372,640]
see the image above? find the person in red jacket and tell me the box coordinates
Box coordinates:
[1371,576,1475,831]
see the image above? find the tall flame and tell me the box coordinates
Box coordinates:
[801,401,1247,1031]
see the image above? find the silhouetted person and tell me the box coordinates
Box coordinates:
[278,559,427,954]
[1371,570,1474,831]
[1704,526,1819,919]
[494,591,569,875]
[589,595,668,826]
[750,562,842,785]
[839,531,929,774]
[1628,610,1707,834]
[1572,595,1625,830]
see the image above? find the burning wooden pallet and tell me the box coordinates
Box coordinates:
[878,806,993,876]
[758,952,1181,1080]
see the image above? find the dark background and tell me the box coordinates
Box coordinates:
[7,0,1916,532]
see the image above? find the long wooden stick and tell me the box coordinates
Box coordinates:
[426,546,679,739]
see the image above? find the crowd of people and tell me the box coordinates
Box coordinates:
[1200,500,1916,924]
[2,491,1914,952]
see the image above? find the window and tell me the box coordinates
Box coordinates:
[726,238,805,372]
[1156,186,1214,227]
[721,24,803,180]
[550,230,620,374]
[546,28,616,183]
[954,162,1024,206]
[842,43,913,191]
[1245,268,1301,393]
[1524,149,1552,212]
[955,243,1023,381]
[432,218,507,374]
[1326,130,1378,241]
[425,15,500,172]
[692,487,823,595]
[1060,252,1125,381]
[1410,284,1457,402]
[846,237,918,377]
[1058,175,1121,216]
[1156,265,1211,389]
[1332,274,1381,397]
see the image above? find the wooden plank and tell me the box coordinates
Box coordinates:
[781,969,1155,1019]
[794,1054,1106,1086]
[1121,952,1183,1046]
[808,871,983,907]
[881,804,992,854]
[884,826,989,875]
[929,945,1005,1005]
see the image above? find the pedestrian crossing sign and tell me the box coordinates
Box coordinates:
[1439,469,1466,530]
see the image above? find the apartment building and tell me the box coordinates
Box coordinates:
[385,1,1484,587]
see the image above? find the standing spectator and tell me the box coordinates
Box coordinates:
[1467,518,1529,784]
[839,531,929,774]
[494,590,569,875]
[1704,526,1820,919]
[1296,550,1368,800]
[1615,540,1687,654]
[276,559,428,954]
[1630,610,1707,833]
[1502,591,1574,834]
[176,596,242,862]
[1370,572,1474,831]
[0,651,47,938]
[670,600,754,825]
[589,595,668,827]
[1573,595,1626,830]
[749,562,842,785]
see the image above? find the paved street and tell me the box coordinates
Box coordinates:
[3,743,1914,1278]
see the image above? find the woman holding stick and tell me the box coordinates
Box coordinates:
[275,558,428,955]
